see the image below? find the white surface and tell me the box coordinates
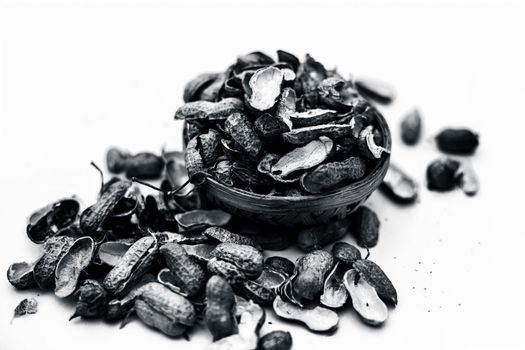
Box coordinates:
[1,0,524,349]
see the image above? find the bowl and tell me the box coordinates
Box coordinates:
[185,111,391,227]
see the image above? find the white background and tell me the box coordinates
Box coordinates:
[1,0,524,349]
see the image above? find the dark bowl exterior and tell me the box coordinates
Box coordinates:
[185,112,391,227]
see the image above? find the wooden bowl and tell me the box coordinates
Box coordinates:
[186,112,391,227]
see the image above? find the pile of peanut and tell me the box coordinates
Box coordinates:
[8,51,405,350]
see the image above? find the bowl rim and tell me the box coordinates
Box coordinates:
[200,109,392,203]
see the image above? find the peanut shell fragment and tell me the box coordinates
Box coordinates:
[332,242,361,267]
[380,163,418,203]
[204,226,261,250]
[211,243,264,278]
[174,97,244,123]
[7,261,36,289]
[271,137,334,178]
[273,296,338,332]
[343,269,388,326]
[175,209,232,230]
[247,67,284,111]
[206,301,264,350]
[300,156,366,194]
[33,235,75,289]
[13,298,38,320]
[97,241,132,267]
[70,279,108,320]
[55,236,95,298]
[353,259,397,305]
[358,125,390,159]
[320,262,348,309]
[282,124,353,145]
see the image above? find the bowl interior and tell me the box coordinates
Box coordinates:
[202,109,391,202]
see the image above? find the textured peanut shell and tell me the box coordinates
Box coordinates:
[33,236,75,289]
[224,113,263,158]
[185,136,204,178]
[300,156,367,194]
[353,259,397,305]
[204,227,260,250]
[211,243,264,277]
[138,283,196,327]
[205,275,238,341]
[102,236,157,297]
[80,180,131,235]
[55,237,95,298]
[343,269,388,326]
[7,262,36,289]
[332,242,361,267]
[174,98,244,122]
[292,250,334,301]
[199,129,222,167]
[160,242,206,297]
